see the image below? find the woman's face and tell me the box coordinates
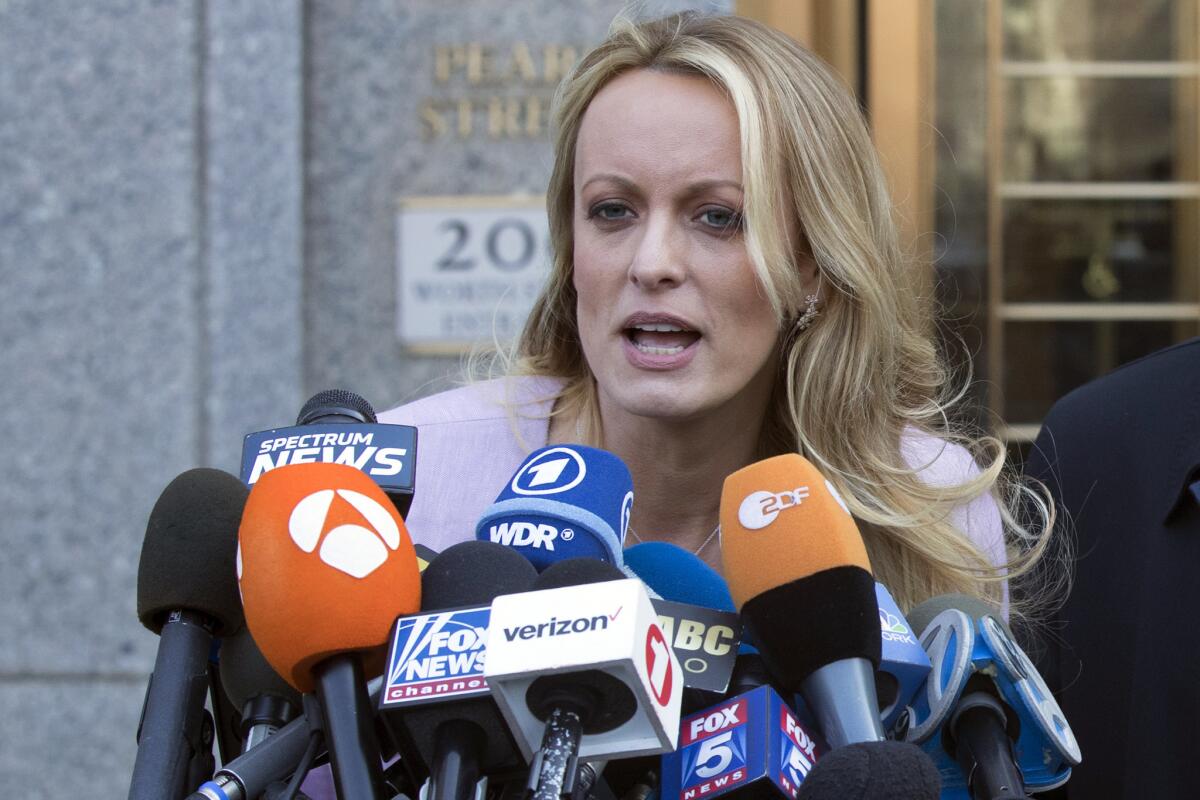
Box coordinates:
[573,68,784,425]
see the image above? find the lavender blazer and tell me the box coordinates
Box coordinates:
[377,375,1008,594]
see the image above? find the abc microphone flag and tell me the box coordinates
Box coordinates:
[475,444,633,570]
[237,461,421,692]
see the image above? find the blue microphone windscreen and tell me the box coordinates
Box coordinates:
[475,444,632,571]
[622,542,735,611]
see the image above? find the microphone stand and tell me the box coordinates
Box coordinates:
[529,707,584,800]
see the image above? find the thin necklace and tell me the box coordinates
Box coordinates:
[626,523,721,556]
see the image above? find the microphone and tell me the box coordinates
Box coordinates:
[720,454,885,749]
[794,740,940,800]
[475,444,633,569]
[661,683,825,800]
[485,559,683,800]
[189,675,385,800]
[872,583,930,731]
[622,541,735,610]
[238,461,422,800]
[621,542,743,703]
[130,468,248,800]
[241,388,418,518]
[219,629,303,752]
[899,593,1080,797]
[378,540,539,800]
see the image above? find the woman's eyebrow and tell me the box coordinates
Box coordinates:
[580,174,743,195]
[580,173,639,193]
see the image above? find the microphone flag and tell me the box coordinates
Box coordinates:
[476,444,632,569]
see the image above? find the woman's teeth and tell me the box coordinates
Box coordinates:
[634,323,686,332]
[627,323,698,355]
[634,342,685,355]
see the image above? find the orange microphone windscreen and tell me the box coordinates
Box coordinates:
[237,462,421,692]
[719,453,871,609]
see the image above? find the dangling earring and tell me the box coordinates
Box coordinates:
[792,287,821,334]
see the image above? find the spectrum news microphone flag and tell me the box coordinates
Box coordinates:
[720,453,886,749]
[237,461,422,799]
[240,388,418,519]
[475,444,632,570]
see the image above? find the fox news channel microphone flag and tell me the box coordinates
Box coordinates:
[378,542,539,796]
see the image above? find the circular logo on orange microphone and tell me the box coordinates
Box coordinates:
[737,486,811,530]
[287,488,402,578]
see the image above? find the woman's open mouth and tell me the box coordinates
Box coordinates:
[625,322,703,355]
[620,317,702,369]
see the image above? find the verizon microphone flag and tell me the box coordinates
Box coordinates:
[484,577,682,760]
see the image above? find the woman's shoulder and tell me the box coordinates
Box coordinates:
[901,428,1009,610]
[378,374,564,427]
[900,429,982,485]
[376,374,564,554]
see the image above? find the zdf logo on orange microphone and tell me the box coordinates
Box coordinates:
[736,479,852,530]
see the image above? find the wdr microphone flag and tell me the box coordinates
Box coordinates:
[475,444,632,569]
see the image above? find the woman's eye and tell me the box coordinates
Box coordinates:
[589,202,631,221]
[699,207,743,232]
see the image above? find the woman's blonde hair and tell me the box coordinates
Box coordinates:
[512,11,1056,615]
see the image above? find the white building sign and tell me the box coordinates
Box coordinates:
[396,196,551,351]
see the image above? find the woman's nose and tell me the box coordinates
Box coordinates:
[627,215,687,289]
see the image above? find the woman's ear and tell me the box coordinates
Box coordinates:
[796,253,820,301]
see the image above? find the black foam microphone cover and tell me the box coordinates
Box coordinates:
[220,628,302,712]
[795,740,941,800]
[137,467,248,635]
[421,540,539,610]
[740,565,880,687]
[532,557,628,590]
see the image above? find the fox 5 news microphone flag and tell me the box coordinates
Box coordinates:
[662,686,823,800]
